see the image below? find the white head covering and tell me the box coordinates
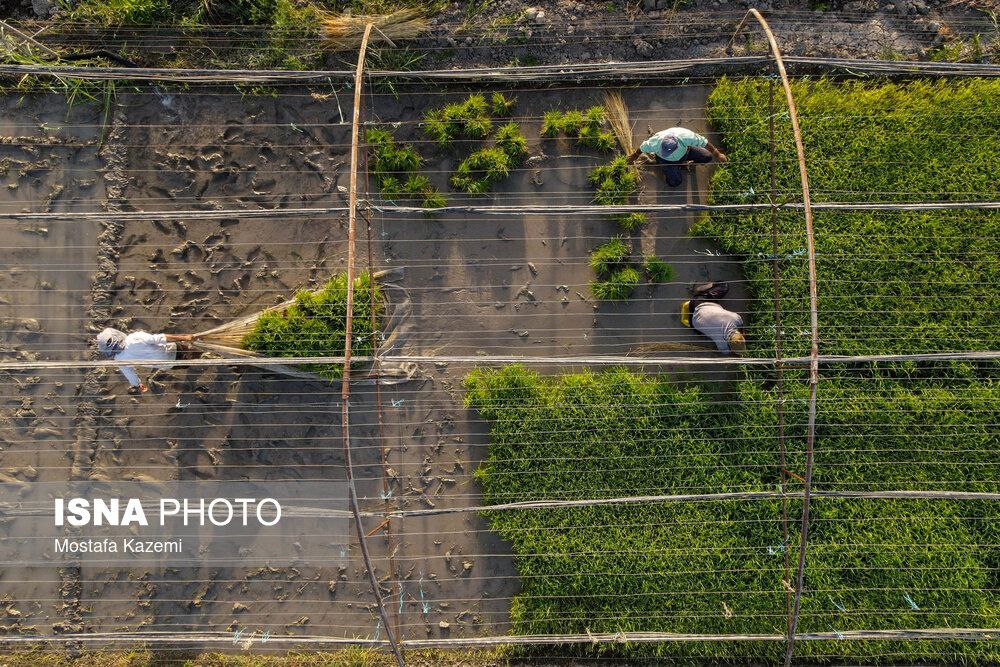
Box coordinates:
[97,328,127,357]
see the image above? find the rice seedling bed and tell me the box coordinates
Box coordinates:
[466,364,1000,661]
[468,78,1000,661]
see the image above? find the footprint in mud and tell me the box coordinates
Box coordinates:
[222,124,242,144]
[259,146,277,163]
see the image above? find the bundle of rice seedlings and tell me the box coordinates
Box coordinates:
[321,8,428,50]
[603,91,634,154]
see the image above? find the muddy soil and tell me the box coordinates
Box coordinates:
[0,83,746,647]
[0,93,106,636]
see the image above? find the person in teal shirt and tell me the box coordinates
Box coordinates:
[626,127,727,187]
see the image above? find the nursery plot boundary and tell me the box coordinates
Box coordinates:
[3,201,1000,225]
[1,56,1000,84]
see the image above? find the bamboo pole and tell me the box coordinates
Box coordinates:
[340,23,406,667]
[735,10,822,667]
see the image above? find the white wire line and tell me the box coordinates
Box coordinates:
[0,609,989,628]
[3,628,998,649]
[2,491,999,521]
[7,106,1000,130]
[2,200,1000,224]
[0,350,997,373]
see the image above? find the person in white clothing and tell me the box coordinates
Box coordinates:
[690,302,746,355]
[96,328,194,393]
[680,283,746,355]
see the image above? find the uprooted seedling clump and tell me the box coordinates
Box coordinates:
[451,123,529,193]
[644,255,674,283]
[366,128,445,208]
[589,156,639,205]
[589,237,631,276]
[424,93,516,147]
[589,237,673,301]
[541,106,616,152]
[242,272,382,380]
[616,212,647,232]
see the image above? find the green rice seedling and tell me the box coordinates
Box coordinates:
[424,93,495,145]
[242,272,381,380]
[540,106,614,151]
[616,212,647,232]
[460,93,490,118]
[582,105,606,132]
[366,128,421,175]
[495,122,528,162]
[644,255,674,283]
[558,110,585,136]
[462,114,493,140]
[577,126,617,151]
[450,147,512,193]
[590,266,640,300]
[589,237,630,276]
[540,111,564,138]
[422,109,455,146]
[366,127,444,208]
[377,175,402,197]
[491,92,517,116]
[402,174,446,209]
[589,156,639,205]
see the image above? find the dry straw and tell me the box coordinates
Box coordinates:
[321,8,429,50]
[603,91,634,154]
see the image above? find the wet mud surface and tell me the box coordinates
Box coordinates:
[0,84,745,646]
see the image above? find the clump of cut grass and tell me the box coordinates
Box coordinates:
[242,272,381,380]
[423,94,493,146]
[450,147,512,194]
[589,156,639,205]
[65,0,174,25]
[589,238,630,276]
[616,212,647,232]
[491,92,517,116]
[591,266,641,300]
[644,255,674,283]
[366,127,444,208]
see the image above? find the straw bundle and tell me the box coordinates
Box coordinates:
[321,8,429,50]
[190,298,295,350]
[603,91,634,155]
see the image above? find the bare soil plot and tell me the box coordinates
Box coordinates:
[0,82,744,645]
[0,94,105,635]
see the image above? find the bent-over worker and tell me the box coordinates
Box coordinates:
[626,127,727,187]
[97,328,194,393]
[680,284,746,355]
